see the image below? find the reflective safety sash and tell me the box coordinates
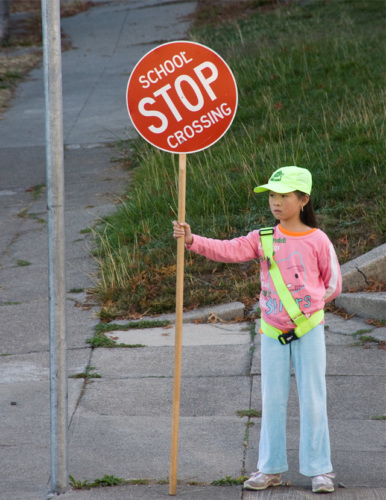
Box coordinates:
[259,227,324,345]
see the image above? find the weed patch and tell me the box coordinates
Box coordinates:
[16,259,31,267]
[352,329,381,345]
[16,208,45,224]
[69,474,126,490]
[249,322,257,342]
[237,409,262,418]
[357,335,381,345]
[86,320,169,348]
[96,319,170,333]
[69,476,90,490]
[92,475,125,487]
[86,333,145,349]
[366,319,386,328]
[353,329,374,336]
[69,365,101,380]
[212,475,248,486]
[25,183,45,200]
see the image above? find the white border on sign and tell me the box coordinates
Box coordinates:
[126,40,238,155]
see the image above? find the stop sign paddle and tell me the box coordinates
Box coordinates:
[127,40,238,154]
[126,41,238,496]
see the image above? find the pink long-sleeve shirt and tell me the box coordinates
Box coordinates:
[188,224,342,331]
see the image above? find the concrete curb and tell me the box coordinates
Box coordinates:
[341,243,386,292]
[336,243,386,320]
[111,301,246,325]
[335,292,386,321]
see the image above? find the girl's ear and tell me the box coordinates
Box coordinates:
[303,194,310,206]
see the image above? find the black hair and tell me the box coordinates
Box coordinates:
[295,190,318,228]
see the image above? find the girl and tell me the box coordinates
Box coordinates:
[173,166,342,494]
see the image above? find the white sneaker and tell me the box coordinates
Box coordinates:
[312,472,335,493]
[243,470,282,490]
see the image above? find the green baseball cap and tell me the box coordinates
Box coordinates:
[254,166,312,195]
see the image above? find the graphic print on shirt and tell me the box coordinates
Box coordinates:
[261,250,312,321]
[268,251,306,294]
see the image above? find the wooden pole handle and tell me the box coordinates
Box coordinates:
[169,153,186,496]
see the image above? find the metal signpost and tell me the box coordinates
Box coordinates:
[126,40,238,495]
[41,0,68,493]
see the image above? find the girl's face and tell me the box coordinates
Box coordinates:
[269,191,306,225]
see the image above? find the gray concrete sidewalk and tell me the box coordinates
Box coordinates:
[0,1,385,500]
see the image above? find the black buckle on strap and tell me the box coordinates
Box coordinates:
[278,329,299,345]
[259,227,274,237]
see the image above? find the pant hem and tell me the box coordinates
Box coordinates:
[300,469,333,477]
[258,467,288,474]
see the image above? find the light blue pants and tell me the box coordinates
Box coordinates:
[257,324,333,477]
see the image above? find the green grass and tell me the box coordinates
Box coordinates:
[27,182,46,200]
[69,365,102,380]
[237,409,262,418]
[212,475,248,486]
[86,320,169,347]
[96,319,170,333]
[352,328,382,345]
[69,474,126,490]
[92,0,385,319]
[86,333,145,349]
[16,259,31,267]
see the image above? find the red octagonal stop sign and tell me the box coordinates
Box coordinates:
[126,41,238,154]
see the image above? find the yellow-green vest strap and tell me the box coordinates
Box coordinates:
[294,309,324,336]
[260,318,283,340]
[260,309,324,341]
[260,227,303,321]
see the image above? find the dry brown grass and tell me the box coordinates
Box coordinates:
[10,0,41,14]
[10,0,94,15]
[194,0,283,26]
[0,52,42,116]
[0,1,94,118]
